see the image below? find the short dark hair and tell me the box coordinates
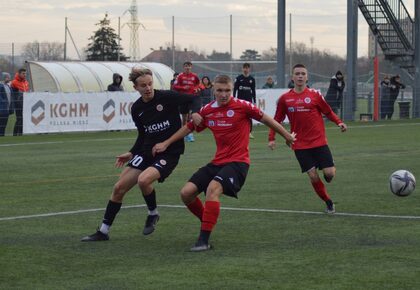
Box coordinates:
[213,75,232,85]
[243,63,250,68]
[183,61,192,66]
[292,64,306,70]
[18,68,26,74]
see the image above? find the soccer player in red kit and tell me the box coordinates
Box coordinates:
[268,64,347,214]
[153,75,296,252]
[172,61,201,142]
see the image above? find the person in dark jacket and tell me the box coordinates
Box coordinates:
[199,76,213,106]
[0,73,13,136]
[325,71,345,115]
[388,75,405,119]
[262,76,275,89]
[380,75,392,119]
[107,73,124,91]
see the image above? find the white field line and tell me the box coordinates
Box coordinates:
[1,204,420,222]
[1,122,420,148]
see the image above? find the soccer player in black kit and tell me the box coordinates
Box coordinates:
[81,68,201,241]
[233,62,256,138]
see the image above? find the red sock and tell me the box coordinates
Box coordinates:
[186,197,204,221]
[311,179,331,202]
[201,201,220,232]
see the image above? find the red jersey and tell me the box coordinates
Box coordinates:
[268,87,342,150]
[187,98,263,165]
[172,72,200,95]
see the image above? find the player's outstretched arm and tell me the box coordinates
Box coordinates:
[152,125,192,156]
[115,152,133,168]
[260,113,296,146]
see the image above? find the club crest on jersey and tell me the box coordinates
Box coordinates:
[208,120,215,127]
[288,107,295,112]
[227,110,235,117]
[156,104,163,111]
[160,159,167,166]
[304,97,311,104]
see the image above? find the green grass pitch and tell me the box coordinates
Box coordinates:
[1,120,420,289]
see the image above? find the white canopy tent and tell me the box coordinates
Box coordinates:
[26,61,174,93]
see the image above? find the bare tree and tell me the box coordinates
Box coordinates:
[21,41,64,61]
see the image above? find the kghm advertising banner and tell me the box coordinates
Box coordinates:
[23,92,139,134]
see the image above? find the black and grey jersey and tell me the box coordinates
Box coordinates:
[233,74,256,103]
[129,89,200,156]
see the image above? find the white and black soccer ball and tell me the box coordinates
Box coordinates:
[389,170,416,197]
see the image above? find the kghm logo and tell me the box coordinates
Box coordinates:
[31,100,45,125]
[103,99,115,123]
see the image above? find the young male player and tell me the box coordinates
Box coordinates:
[153,75,296,252]
[268,64,347,214]
[172,61,201,142]
[81,68,201,241]
[233,63,256,138]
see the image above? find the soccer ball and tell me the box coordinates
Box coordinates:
[389,170,416,197]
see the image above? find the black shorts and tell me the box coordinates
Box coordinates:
[294,145,334,173]
[127,152,180,182]
[189,162,249,198]
[179,103,191,115]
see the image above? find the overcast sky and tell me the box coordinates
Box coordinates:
[0,0,415,59]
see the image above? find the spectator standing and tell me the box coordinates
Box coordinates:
[380,75,392,119]
[199,76,213,106]
[10,68,29,136]
[170,72,179,90]
[325,71,345,115]
[388,75,406,119]
[262,76,275,89]
[0,73,13,136]
[107,73,124,91]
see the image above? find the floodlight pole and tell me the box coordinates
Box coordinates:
[277,0,286,88]
[413,0,420,118]
[345,0,358,121]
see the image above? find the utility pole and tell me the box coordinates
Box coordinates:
[172,16,175,70]
[64,17,67,61]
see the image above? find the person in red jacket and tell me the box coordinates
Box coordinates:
[172,61,201,142]
[268,64,347,214]
[153,75,296,252]
[10,68,29,136]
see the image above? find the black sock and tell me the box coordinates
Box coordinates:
[326,199,333,207]
[102,200,122,226]
[143,189,157,212]
[198,230,211,244]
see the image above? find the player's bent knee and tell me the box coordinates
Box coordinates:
[112,182,128,201]
[206,182,223,201]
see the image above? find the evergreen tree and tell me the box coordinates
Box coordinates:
[85,14,128,61]
[239,49,261,61]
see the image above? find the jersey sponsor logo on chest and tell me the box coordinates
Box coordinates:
[143,120,170,133]
[208,120,233,127]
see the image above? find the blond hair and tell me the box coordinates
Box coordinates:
[129,67,153,83]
